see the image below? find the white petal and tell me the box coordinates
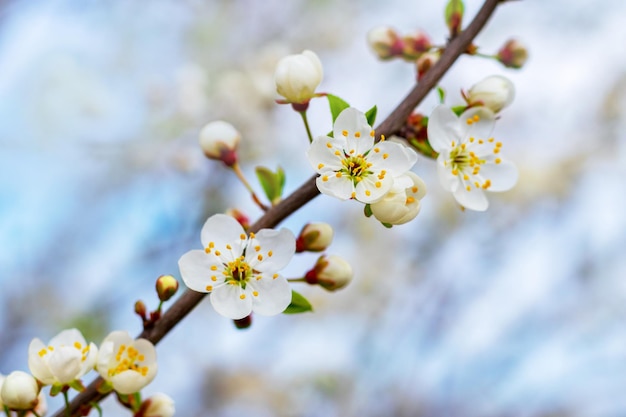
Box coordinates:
[178,250,224,293]
[247,228,295,272]
[306,137,344,172]
[49,329,86,348]
[480,160,518,192]
[47,346,82,384]
[210,284,252,320]
[28,339,55,384]
[437,156,460,192]
[427,105,462,152]
[134,339,157,366]
[333,108,373,155]
[96,341,115,376]
[354,174,393,203]
[200,214,245,259]
[453,185,489,211]
[406,171,428,200]
[460,107,495,141]
[315,174,354,200]
[81,343,98,376]
[250,274,292,316]
[110,368,157,395]
[367,141,418,174]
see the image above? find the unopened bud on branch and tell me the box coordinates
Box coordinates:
[416,51,440,81]
[137,393,175,417]
[402,30,432,60]
[466,75,515,113]
[445,0,464,37]
[199,121,240,167]
[275,50,323,110]
[497,39,528,69]
[0,371,40,410]
[156,275,179,302]
[305,255,353,291]
[296,222,334,253]
[367,26,403,60]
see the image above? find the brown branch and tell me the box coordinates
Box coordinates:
[54,0,503,415]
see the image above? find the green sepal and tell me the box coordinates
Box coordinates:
[50,383,64,397]
[255,166,286,205]
[327,94,351,124]
[451,105,467,116]
[283,290,313,314]
[436,87,446,104]
[364,204,373,218]
[365,105,377,127]
[69,379,86,392]
[381,222,393,229]
[96,380,114,395]
[445,0,465,34]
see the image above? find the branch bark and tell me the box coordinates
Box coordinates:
[54,0,503,415]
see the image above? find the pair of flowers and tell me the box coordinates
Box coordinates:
[1,328,161,413]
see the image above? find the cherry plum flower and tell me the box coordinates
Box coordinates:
[178,214,295,320]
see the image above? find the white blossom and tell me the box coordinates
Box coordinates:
[274,50,323,104]
[466,75,515,113]
[370,171,427,225]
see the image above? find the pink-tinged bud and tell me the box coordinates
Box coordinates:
[135,300,147,318]
[497,39,528,69]
[296,222,334,253]
[401,30,432,60]
[445,0,464,37]
[466,75,515,113]
[156,275,179,302]
[0,371,40,410]
[136,393,175,417]
[305,255,353,291]
[226,208,250,230]
[233,315,252,329]
[198,121,240,167]
[367,26,403,60]
[416,51,440,81]
[275,50,323,107]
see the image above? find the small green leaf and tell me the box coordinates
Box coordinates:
[283,290,313,314]
[50,384,64,397]
[69,379,86,393]
[327,94,351,123]
[255,166,285,205]
[364,204,373,218]
[365,105,378,127]
[381,222,393,228]
[436,87,445,103]
[445,0,464,35]
[451,105,467,116]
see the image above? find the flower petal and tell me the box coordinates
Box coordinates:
[47,346,82,384]
[437,156,460,192]
[460,106,495,141]
[247,228,295,272]
[250,274,292,316]
[28,339,55,385]
[427,105,462,152]
[333,108,374,155]
[110,367,157,395]
[200,214,245,260]
[479,160,518,192]
[315,174,355,200]
[178,250,223,292]
[306,136,344,172]
[355,174,393,203]
[210,284,252,320]
[453,185,489,211]
[367,141,418,174]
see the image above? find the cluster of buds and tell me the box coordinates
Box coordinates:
[367,26,433,62]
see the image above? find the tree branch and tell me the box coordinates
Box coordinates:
[54,0,503,415]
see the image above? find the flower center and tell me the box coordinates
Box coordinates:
[109,345,148,377]
[341,155,372,182]
[446,138,504,192]
[225,256,252,287]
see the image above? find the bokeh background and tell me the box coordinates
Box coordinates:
[2,0,626,416]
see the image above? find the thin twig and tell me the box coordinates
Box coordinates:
[54,0,503,415]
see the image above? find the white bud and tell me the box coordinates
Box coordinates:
[466,75,515,113]
[370,172,427,225]
[198,121,240,166]
[307,255,353,291]
[143,393,175,417]
[1,371,40,410]
[296,222,334,252]
[274,50,323,104]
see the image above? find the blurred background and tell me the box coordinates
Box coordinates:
[1,0,626,416]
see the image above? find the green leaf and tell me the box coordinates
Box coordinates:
[451,105,467,116]
[436,87,445,104]
[445,0,464,34]
[255,166,285,205]
[365,105,378,127]
[364,204,373,218]
[327,94,350,123]
[283,290,313,314]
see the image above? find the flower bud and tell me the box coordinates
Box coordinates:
[370,172,427,225]
[416,51,440,81]
[139,393,175,417]
[226,208,250,230]
[156,275,179,302]
[198,121,240,167]
[466,75,515,113]
[135,300,147,318]
[1,371,40,410]
[401,30,432,60]
[367,26,403,60]
[296,222,334,253]
[497,39,528,69]
[305,255,353,291]
[274,50,323,108]
[445,0,464,37]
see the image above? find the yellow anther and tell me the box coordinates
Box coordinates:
[240,294,246,300]
[463,174,469,180]
[210,265,217,271]
[334,150,341,156]
[473,114,480,121]
[326,142,332,148]
[273,273,279,279]
[249,232,256,239]
[318,163,324,169]
[451,141,456,147]
[254,245,261,251]
[74,341,82,349]
[461,143,466,150]
[335,172,341,178]
[349,149,355,154]
[494,148,500,154]
[466,185,471,191]
[495,158,502,164]
[496,142,502,147]
[469,137,475,143]
[355,177,362,182]
[466,119,473,125]
[474,181,480,188]
[351,191,356,199]
[38,349,47,357]
[209,242,215,248]
[370,130,375,137]
[342,130,348,137]
[482,180,492,189]
[411,186,418,193]
[479,139,484,144]
[383,153,389,159]
[215,250,221,256]
[226,244,232,250]
[322,175,329,182]
[211,276,217,281]
[380,135,386,141]
[406,196,415,204]
[257,254,263,261]
[365,190,371,196]
[488,137,495,143]
[374,147,380,153]
[256,275,262,280]
[452,169,458,176]
[375,181,382,188]
[268,251,273,257]
[355,132,361,138]
[253,291,259,297]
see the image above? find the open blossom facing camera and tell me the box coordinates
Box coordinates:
[97,331,157,395]
[370,171,427,225]
[28,328,97,387]
[307,107,417,204]
[178,214,295,320]
[427,105,518,211]
[275,50,323,105]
